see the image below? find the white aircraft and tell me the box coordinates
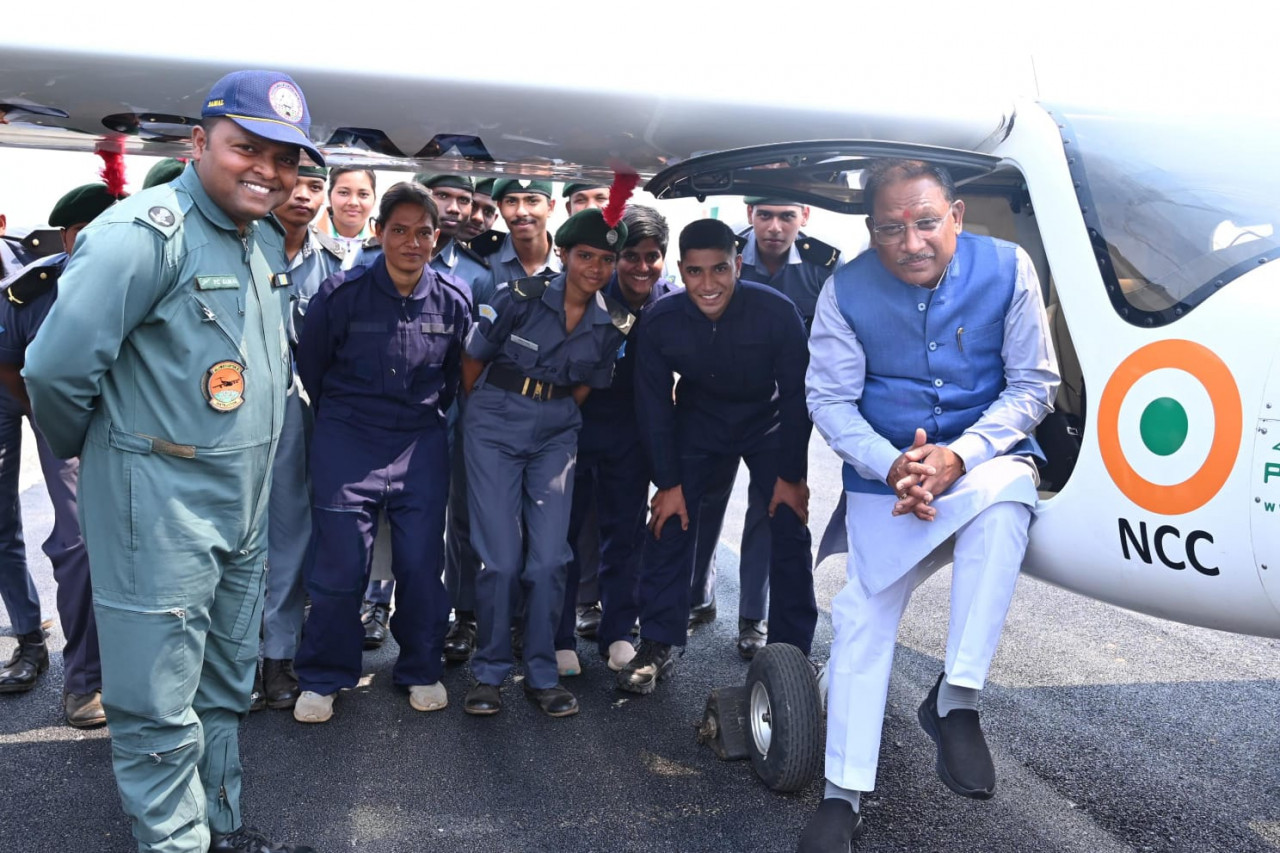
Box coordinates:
[3,41,1277,789]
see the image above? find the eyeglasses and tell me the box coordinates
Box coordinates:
[869,205,956,245]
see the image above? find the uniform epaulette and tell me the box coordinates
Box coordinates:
[734,233,749,254]
[134,194,184,240]
[796,235,840,269]
[455,240,490,269]
[311,227,347,260]
[361,235,381,250]
[19,229,62,259]
[600,292,636,335]
[467,230,506,259]
[509,275,551,301]
[3,256,63,307]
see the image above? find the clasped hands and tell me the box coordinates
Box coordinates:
[886,428,965,521]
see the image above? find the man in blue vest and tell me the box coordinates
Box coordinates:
[799,159,1059,849]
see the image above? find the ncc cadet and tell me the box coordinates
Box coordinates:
[461,207,634,718]
[291,182,470,723]
[249,158,345,713]
[621,219,817,695]
[689,197,842,659]
[469,178,561,307]
[24,70,320,853]
[459,177,499,243]
[0,183,123,727]
[563,180,610,214]
[554,205,678,674]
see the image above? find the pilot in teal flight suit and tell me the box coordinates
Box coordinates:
[23,71,321,853]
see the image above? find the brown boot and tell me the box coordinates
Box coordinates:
[64,690,107,728]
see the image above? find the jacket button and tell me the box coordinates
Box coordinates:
[934,378,943,387]
[917,303,926,312]
[928,342,937,351]
[934,406,943,415]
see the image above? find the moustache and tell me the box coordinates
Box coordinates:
[899,252,935,265]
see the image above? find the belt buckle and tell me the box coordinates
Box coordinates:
[530,380,547,401]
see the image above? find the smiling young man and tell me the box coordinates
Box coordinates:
[799,160,1059,849]
[620,218,817,695]
[469,179,561,306]
[23,70,323,853]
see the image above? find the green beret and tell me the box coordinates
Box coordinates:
[48,183,126,229]
[143,158,186,189]
[298,164,328,179]
[744,196,803,207]
[563,181,609,198]
[492,179,553,200]
[554,208,627,253]
[413,173,475,192]
[473,178,496,197]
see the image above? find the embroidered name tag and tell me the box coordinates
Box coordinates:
[196,275,240,291]
[510,334,539,352]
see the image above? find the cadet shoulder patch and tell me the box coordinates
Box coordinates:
[600,292,636,335]
[479,304,497,322]
[311,227,346,260]
[4,262,60,307]
[361,236,381,250]
[467,230,506,259]
[796,235,840,269]
[509,275,551,301]
[19,229,62,260]
[135,201,183,239]
[456,241,490,269]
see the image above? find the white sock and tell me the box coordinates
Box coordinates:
[823,780,861,812]
[937,679,980,717]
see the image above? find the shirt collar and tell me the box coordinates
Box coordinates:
[544,273,614,329]
[175,164,240,234]
[372,254,439,301]
[741,231,801,268]
[500,233,560,274]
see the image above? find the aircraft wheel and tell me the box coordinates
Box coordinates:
[745,643,823,792]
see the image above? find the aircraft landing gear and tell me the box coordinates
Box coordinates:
[697,643,824,792]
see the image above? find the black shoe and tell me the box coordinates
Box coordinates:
[249,664,266,712]
[575,603,603,639]
[0,630,49,694]
[443,615,476,663]
[464,681,502,716]
[736,618,767,660]
[263,658,299,710]
[362,603,390,651]
[796,798,865,852]
[688,597,717,628]
[918,673,996,799]
[523,681,579,717]
[616,639,675,695]
[210,825,314,852]
[64,690,107,728]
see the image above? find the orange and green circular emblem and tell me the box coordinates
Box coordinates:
[204,360,245,412]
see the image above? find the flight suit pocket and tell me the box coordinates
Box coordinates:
[95,602,197,720]
[191,293,249,361]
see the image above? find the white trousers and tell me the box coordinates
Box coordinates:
[824,496,1030,792]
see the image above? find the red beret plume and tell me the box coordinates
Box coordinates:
[601,167,639,228]
[96,147,128,199]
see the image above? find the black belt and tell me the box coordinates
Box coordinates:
[484,363,573,402]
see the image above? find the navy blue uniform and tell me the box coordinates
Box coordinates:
[634,281,817,653]
[0,254,100,695]
[294,256,471,695]
[555,275,681,653]
[464,274,632,689]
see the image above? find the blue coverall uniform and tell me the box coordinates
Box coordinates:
[635,281,817,653]
[464,274,631,689]
[293,256,471,694]
[24,164,290,851]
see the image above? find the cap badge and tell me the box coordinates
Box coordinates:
[268,81,304,123]
[148,207,175,227]
[606,229,619,246]
[204,360,246,412]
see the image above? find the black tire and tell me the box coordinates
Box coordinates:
[744,643,823,792]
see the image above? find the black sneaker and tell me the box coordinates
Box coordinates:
[616,639,675,695]
[209,825,314,852]
[918,672,996,799]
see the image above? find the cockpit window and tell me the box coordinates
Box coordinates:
[1052,106,1280,326]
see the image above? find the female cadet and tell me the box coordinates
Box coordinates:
[461,207,635,718]
[292,182,472,723]
[323,166,376,266]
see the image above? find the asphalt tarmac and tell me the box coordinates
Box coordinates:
[2,436,1279,852]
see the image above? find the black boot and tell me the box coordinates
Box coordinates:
[0,630,49,693]
[263,658,300,710]
[210,825,315,852]
[362,603,390,650]
[616,639,675,695]
[443,613,477,662]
